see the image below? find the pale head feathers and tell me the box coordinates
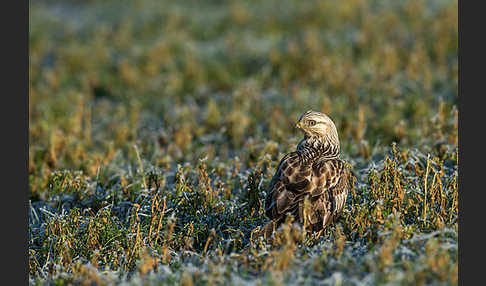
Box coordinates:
[296,110,340,149]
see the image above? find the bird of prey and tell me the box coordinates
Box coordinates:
[262,110,351,237]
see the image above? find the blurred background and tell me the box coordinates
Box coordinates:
[29,0,458,283]
[30,0,457,177]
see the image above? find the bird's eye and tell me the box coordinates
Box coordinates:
[308,120,316,126]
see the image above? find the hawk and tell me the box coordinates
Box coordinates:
[262,110,351,237]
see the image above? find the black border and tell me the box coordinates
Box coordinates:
[458,0,482,285]
[3,0,29,283]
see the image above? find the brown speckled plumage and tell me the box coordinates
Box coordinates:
[263,110,351,236]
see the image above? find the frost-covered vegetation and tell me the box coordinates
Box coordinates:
[29,0,458,284]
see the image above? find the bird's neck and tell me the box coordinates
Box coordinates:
[297,135,340,163]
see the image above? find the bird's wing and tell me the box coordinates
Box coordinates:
[310,159,350,224]
[264,152,313,220]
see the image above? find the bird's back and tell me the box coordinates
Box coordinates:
[264,151,350,232]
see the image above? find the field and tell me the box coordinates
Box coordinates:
[29,0,458,285]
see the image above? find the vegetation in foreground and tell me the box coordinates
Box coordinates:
[29,0,458,284]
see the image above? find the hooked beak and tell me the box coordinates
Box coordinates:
[295,121,303,129]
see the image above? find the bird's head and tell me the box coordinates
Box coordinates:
[295,110,340,147]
